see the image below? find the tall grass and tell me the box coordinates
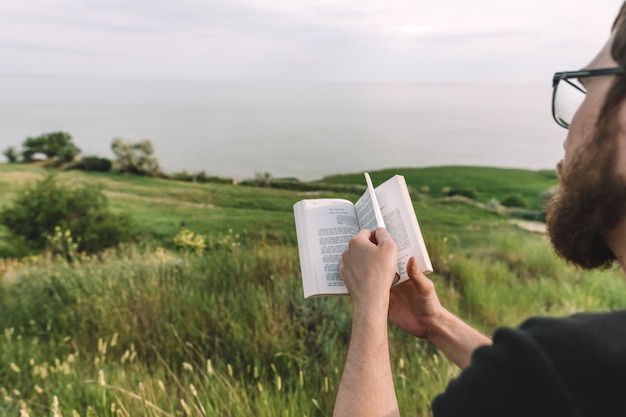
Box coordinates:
[2,226,626,417]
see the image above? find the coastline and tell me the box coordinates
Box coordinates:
[0,78,564,182]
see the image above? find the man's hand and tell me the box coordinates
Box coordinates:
[388,256,443,340]
[389,257,492,369]
[339,227,398,310]
[334,227,401,417]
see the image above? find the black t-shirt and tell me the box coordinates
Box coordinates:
[432,310,626,416]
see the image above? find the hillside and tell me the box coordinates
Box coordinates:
[3,162,626,417]
[0,163,557,256]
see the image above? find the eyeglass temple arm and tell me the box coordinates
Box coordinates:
[553,67,624,86]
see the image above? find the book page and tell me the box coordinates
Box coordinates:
[374,175,433,280]
[293,199,359,298]
[355,173,386,230]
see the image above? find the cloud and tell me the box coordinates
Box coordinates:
[0,0,623,81]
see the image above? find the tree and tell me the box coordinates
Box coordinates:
[111,137,161,176]
[21,131,80,163]
[3,147,19,163]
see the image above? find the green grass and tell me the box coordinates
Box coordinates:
[0,163,551,242]
[0,162,622,417]
[323,166,558,210]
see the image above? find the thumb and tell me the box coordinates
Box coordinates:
[407,256,434,293]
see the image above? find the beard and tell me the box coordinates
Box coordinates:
[545,127,626,269]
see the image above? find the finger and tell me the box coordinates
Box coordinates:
[374,227,393,245]
[406,256,435,293]
[354,228,375,241]
[348,229,377,248]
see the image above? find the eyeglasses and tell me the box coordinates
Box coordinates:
[552,67,623,129]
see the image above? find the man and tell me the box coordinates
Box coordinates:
[333,3,626,416]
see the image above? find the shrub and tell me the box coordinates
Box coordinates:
[3,146,19,163]
[501,194,528,208]
[71,156,113,172]
[0,174,135,253]
[111,137,160,176]
[168,171,235,184]
[241,172,273,187]
[173,227,206,254]
[445,186,476,200]
[168,170,195,182]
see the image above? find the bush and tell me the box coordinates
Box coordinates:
[445,186,476,200]
[0,174,135,253]
[240,172,273,187]
[111,137,160,176]
[173,227,207,254]
[168,170,195,182]
[3,146,19,163]
[501,194,528,208]
[71,156,113,172]
[168,170,234,184]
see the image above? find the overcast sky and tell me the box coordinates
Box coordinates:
[0,0,623,83]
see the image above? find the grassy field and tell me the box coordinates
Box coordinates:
[1,163,625,417]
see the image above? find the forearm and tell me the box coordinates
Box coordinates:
[428,308,492,369]
[334,305,400,417]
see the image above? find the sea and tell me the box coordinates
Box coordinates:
[0,76,566,181]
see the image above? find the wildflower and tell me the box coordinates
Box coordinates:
[180,399,192,416]
[4,327,15,341]
[312,398,321,410]
[52,396,60,417]
[110,333,118,347]
[182,362,194,372]
[98,338,107,356]
[10,363,20,373]
[98,369,106,386]
[34,365,49,379]
[174,228,206,254]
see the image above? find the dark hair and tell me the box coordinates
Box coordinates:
[602,3,626,129]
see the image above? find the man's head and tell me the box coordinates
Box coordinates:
[546,2,626,269]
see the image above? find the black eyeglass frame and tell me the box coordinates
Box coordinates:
[551,67,624,128]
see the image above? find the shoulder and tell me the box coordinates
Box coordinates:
[517,310,626,359]
[432,310,626,417]
[520,309,626,334]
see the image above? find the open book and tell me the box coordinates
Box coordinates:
[293,173,432,298]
